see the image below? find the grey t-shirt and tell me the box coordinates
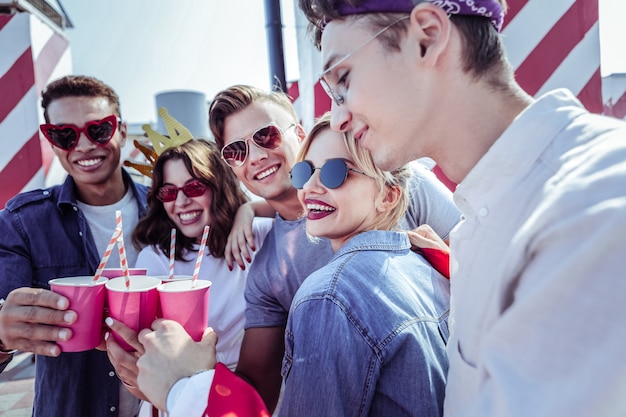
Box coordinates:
[244,161,461,328]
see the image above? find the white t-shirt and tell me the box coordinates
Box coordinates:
[135,217,273,417]
[135,217,273,369]
[76,187,142,417]
[77,188,140,268]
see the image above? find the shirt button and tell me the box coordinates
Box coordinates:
[73,206,78,212]
[43,190,49,196]
[110,406,116,412]
[79,231,83,237]
[109,371,115,377]
[478,208,489,217]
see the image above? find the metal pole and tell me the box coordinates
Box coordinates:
[264,0,287,91]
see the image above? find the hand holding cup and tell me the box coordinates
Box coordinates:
[137,319,218,411]
[0,287,76,356]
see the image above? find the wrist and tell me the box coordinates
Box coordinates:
[166,376,190,413]
[166,369,214,413]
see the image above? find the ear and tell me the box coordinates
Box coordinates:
[376,184,401,214]
[295,124,306,143]
[408,3,451,65]
[118,121,128,147]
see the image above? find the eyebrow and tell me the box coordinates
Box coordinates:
[322,53,342,74]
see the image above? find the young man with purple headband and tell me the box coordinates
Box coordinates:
[295,1,626,416]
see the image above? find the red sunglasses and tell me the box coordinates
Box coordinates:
[40,115,120,151]
[156,180,208,203]
[220,124,295,167]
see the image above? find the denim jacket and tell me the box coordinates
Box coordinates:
[281,230,450,417]
[0,169,148,417]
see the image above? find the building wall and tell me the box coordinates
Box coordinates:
[0,12,71,208]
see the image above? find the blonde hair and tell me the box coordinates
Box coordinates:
[297,112,410,231]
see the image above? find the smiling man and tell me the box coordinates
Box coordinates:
[0,75,148,417]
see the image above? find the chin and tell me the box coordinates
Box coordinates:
[376,148,414,171]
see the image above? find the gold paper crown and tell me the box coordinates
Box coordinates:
[123,107,194,178]
[143,107,194,155]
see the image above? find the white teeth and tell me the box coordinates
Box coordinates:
[179,211,200,221]
[76,158,102,167]
[256,166,278,180]
[306,203,335,212]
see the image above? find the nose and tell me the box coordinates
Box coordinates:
[330,103,352,133]
[73,131,97,151]
[246,139,269,164]
[301,168,324,193]
[174,188,190,206]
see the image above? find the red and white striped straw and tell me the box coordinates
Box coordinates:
[169,228,176,281]
[115,210,123,231]
[117,234,130,290]
[93,227,122,282]
[192,225,210,286]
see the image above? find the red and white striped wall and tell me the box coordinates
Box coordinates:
[0,12,71,209]
[502,0,602,113]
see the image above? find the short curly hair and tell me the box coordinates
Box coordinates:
[41,75,121,122]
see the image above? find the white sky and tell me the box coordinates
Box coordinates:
[59,0,625,124]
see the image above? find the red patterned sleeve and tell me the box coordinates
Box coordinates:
[203,363,270,417]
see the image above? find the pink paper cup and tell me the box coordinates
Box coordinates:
[100,268,148,279]
[48,276,108,353]
[105,276,160,351]
[154,274,193,283]
[157,279,211,342]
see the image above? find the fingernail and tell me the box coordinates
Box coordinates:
[63,311,76,324]
[105,317,114,327]
[49,346,60,356]
[246,258,251,263]
[57,298,69,309]
[58,329,70,341]
[228,265,233,271]
[104,332,110,341]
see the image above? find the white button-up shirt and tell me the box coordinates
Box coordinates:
[445,89,626,417]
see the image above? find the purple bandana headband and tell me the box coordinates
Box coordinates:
[332,0,504,32]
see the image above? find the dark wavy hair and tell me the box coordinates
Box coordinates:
[132,139,248,260]
[41,75,122,122]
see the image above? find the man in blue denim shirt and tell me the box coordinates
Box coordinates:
[0,75,148,417]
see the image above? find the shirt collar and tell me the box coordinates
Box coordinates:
[454,89,586,215]
[56,168,143,211]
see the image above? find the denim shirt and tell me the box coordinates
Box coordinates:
[281,231,450,417]
[0,169,148,417]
